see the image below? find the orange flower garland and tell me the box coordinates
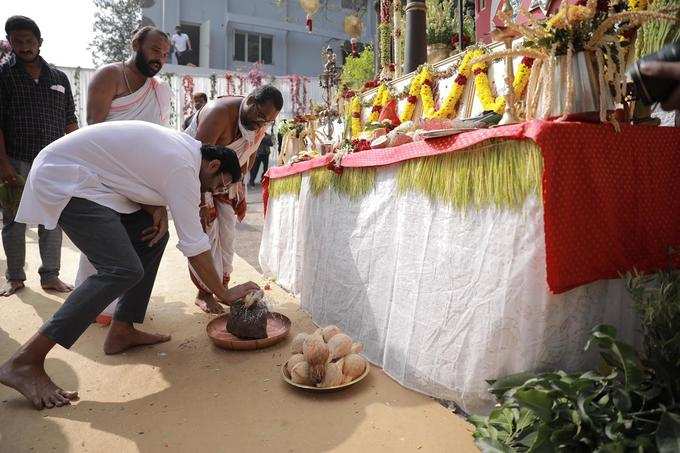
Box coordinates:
[350,96,363,137]
[473,56,535,114]
[421,49,484,119]
[368,83,391,123]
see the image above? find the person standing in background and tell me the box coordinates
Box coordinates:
[76,25,172,326]
[183,92,208,130]
[0,15,78,297]
[171,26,191,65]
[248,131,273,187]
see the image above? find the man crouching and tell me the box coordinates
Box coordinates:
[0,120,258,409]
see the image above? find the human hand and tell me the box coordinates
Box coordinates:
[200,205,214,232]
[141,206,168,247]
[221,281,261,305]
[0,162,20,187]
[640,61,680,111]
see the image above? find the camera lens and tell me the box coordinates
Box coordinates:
[628,44,680,105]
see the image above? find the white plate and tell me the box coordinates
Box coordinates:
[415,128,477,139]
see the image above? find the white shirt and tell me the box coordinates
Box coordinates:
[172,33,190,52]
[16,121,210,258]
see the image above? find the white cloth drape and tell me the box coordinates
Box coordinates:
[259,166,639,414]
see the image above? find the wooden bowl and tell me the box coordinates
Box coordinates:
[206,312,291,351]
[281,359,370,392]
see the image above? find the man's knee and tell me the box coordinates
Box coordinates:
[108,260,145,287]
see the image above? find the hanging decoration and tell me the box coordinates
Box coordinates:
[393,0,404,76]
[344,14,363,57]
[209,73,217,99]
[162,73,177,128]
[472,52,535,115]
[420,49,482,119]
[378,0,393,76]
[368,83,391,123]
[300,0,320,33]
[247,61,267,89]
[302,76,310,113]
[73,67,82,124]
[237,74,245,95]
[350,96,363,137]
[399,68,428,123]
[225,73,235,95]
[288,74,308,116]
[182,75,195,117]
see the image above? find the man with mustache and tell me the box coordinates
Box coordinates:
[75,26,172,326]
[184,85,283,313]
[0,16,78,297]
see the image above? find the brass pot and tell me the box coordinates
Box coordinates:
[427,43,452,64]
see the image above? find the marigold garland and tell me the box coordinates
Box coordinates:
[473,55,535,114]
[350,96,363,138]
[399,68,428,123]
[368,83,391,123]
[421,49,484,119]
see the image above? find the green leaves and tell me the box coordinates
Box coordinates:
[471,322,680,452]
[656,412,680,453]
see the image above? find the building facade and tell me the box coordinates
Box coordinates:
[475,0,570,43]
[142,0,377,76]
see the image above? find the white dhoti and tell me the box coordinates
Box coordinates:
[185,98,266,293]
[74,76,171,319]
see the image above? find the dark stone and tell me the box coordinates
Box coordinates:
[226,300,269,340]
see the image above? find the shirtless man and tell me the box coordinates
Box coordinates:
[75,26,171,325]
[86,26,171,125]
[185,85,283,313]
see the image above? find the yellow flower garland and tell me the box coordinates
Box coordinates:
[399,68,428,123]
[473,56,534,115]
[628,0,648,11]
[421,49,484,119]
[350,96,362,137]
[368,84,391,123]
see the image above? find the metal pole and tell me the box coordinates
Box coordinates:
[404,0,427,73]
[458,0,465,52]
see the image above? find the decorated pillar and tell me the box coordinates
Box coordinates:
[404,0,427,73]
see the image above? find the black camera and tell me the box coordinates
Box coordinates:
[628,43,680,106]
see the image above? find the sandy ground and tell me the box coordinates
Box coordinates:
[0,226,478,453]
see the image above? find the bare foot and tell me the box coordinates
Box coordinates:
[0,280,25,297]
[194,291,224,314]
[41,278,74,293]
[0,358,78,410]
[104,324,171,355]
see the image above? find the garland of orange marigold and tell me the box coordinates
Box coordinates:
[420,49,484,119]
[473,56,535,114]
[368,83,391,123]
[350,96,363,137]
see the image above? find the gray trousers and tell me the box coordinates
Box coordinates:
[41,198,169,348]
[2,158,62,283]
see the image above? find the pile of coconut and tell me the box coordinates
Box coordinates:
[285,325,367,388]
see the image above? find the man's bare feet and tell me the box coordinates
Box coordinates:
[41,278,74,293]
[0,358,78,410]
[0,280,25,297]
[103,321,171,355]
[194,291,225,314]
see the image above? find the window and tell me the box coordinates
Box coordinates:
[479,0,486,11]
[234,31,273,65]
[342,0,367,9]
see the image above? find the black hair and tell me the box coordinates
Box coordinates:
[200,144,241,183]
[251,84,284,111]
[193,92,208,102]
[132,26,170,45]
[5,15,41,40]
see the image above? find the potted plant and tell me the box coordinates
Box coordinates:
[426,0,455,64]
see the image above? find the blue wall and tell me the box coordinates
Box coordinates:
[143,0,376,76]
